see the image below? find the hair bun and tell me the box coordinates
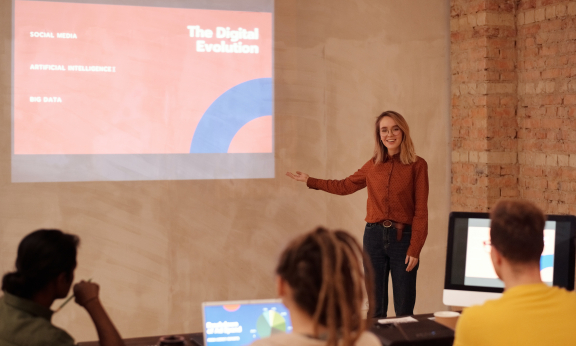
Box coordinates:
[1,271,29,297]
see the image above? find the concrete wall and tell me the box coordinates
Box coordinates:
[0,0,450,341]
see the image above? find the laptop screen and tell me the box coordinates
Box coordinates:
[202,299,292,346]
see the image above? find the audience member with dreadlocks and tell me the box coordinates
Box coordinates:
[250,227,380,346]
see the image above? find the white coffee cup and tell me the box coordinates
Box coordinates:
[433,311,460,330]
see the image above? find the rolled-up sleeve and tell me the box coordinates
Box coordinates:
[407,158,429,258]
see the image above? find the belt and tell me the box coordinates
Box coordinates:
[378,220,406,241]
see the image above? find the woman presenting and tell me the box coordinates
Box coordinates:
[286,110,428,318]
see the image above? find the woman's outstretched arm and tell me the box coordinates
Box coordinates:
[286,160,371,196]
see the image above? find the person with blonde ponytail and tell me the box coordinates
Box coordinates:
[250,227,380,346]
[287,111,428,318]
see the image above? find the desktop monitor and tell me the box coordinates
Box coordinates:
[443,212,576,307]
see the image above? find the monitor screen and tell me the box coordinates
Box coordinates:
[202,299,292,346]
[444,212,575,307]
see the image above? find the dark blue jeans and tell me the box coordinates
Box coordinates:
[363,222,418,318]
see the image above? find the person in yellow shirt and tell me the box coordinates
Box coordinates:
[453,199,576,346]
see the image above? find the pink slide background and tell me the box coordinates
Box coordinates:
[14,1,272,154]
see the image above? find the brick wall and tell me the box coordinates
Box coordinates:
[517,0,576,214]
[451,0,576,213]
[451,0,519,211]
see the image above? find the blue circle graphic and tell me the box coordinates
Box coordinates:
[190,78,272,153]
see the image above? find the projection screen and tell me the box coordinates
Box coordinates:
[12,0,274,182]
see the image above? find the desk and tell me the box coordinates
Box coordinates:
[79,333,202,346]
[79,314,454,346]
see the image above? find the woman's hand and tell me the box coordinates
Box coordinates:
[405,255,419,272]
[286,171,309,183]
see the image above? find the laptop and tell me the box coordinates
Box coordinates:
[192,299,293,346]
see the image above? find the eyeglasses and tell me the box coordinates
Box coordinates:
[483,240,492,253]
[380,127,402,136]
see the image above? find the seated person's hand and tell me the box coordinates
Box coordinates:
[74,280,100,307]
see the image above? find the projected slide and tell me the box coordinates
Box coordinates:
[12,0,273,182]
[204,302,292,346]
[464,218,556,288]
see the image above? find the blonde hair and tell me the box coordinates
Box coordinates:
[276,227,375,346]
[373,110,417,165]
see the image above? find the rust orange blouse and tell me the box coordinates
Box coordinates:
[306,154,429,258]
